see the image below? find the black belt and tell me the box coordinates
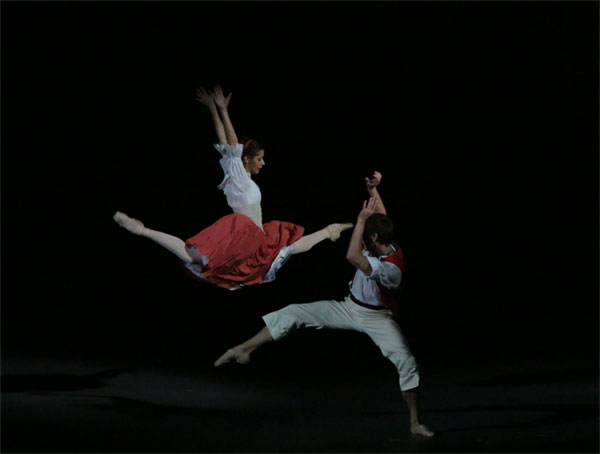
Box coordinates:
[349,293,386,310]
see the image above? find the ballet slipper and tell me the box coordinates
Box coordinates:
[113,211,147,235]
[325,223,354,242]
[214,348,251,367]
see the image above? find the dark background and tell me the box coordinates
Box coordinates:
[2,1,598,379]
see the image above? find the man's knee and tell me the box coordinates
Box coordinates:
[262,304,308,341]
[376,342,420,390]
[396,355,420,391]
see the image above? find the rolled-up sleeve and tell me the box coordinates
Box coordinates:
[366,256,402,290]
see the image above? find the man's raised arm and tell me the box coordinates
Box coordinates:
[365,171,387,215]
[346,197,377,275]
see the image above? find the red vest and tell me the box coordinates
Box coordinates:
[377,245,406,316]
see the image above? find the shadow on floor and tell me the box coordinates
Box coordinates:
[1,369,134,393]
[456,366,599,386]
[69,393,283,422]
[433,403,598,433]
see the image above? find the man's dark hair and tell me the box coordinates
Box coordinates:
[363,213,395,245]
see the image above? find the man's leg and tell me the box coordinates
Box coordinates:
[214,299,356,367]
[401,387,434,436]
[362,315,434,437]
[214,326,273,366]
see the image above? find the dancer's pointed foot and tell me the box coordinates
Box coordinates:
[113,211,147,235]
[214,348,251,367]
[325,223,354,242]
[410,423,435,437]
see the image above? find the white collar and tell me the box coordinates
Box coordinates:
[379,244,396,259]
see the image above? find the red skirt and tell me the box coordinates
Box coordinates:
[184,213,304,289]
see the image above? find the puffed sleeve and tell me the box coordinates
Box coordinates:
[214,143,243,159]
[214,143,252,189]
[365,256,402,290]
[213,143,260,209]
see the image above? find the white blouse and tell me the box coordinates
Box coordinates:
[215,143,263,228]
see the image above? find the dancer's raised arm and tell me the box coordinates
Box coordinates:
[213,85,238,145]
[196,87,227,145]
[346,197,378,274]
[365,171,387,215]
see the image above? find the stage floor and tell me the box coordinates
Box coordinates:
[2,354,598,453]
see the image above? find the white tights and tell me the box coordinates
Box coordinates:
[142,227,329,261]
[140,228,194,264]
[290,229,329,255]
[116,208,334,265]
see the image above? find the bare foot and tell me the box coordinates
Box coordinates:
[113,211,146,235]
[214,348,251,367]
[325,223,354,242]
[410,423,435,437]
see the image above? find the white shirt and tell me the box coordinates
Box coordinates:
[215,143,263,228]
[349,247,402,307]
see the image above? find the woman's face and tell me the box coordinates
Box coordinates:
[244,149,265,174]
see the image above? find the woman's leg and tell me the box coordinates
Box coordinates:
[290,223,353,254]
[113,211,194,264]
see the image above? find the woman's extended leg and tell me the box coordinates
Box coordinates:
[113,211,194,264]
[290,223,353,254]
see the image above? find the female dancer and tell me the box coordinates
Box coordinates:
[113,85,352,290]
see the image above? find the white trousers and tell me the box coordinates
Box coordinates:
[262,296,420,391]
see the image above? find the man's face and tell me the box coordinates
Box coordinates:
[363,233,378,254]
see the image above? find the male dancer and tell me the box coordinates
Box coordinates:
[214,172,434,437]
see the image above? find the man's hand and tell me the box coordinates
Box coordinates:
[213,84,232,109]
[365,171,382,190]
[358,197,377,223]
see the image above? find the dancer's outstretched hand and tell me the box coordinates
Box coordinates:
[358,197,377,222]
[195,87,214,107]
[365,171,382,190]
[213,85,232,109]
